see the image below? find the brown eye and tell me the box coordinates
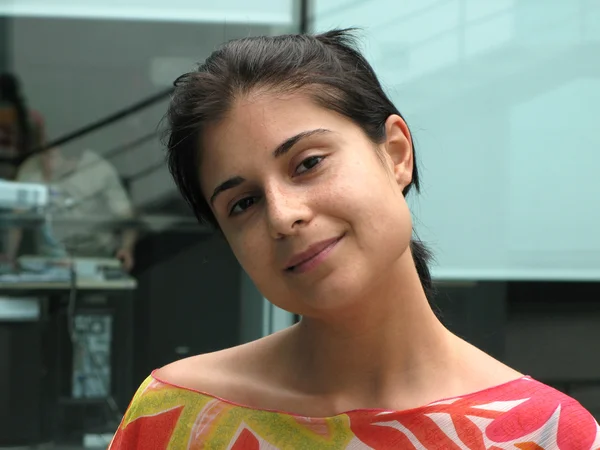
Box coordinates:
[229,196,258,216]
[295,155,325,175]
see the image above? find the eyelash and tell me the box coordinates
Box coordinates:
[227,155,326,217]
[295,155,325,175]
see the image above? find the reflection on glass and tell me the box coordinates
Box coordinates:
[0,2,301,447]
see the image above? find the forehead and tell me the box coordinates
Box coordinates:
[199,91,348,188]
[204,90,336,150]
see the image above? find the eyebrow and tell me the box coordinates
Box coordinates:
[209,128,332,206]
[272,128,331,158]
[209,176,245,206]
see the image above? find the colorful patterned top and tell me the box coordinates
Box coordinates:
[109,371,600,449]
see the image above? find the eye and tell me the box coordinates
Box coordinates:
[295,155,325,175]
[229,196,258,216]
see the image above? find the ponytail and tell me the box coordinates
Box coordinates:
[410,238,437,303]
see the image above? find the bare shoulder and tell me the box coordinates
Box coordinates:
[155,346,249,391]
[154,351,224,391]
[456,337,524,388]
[153,334,285,403]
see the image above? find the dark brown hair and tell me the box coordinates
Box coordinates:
[0,73,31,155]
[165,29,435,300]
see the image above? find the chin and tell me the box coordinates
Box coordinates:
[285,272,370,317]
[262,243,406,316]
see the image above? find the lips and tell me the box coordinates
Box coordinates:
[285,235,344,271]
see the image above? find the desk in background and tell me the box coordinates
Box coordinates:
[0,257,136,448]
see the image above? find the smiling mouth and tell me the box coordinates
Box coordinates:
[285,235,344,273]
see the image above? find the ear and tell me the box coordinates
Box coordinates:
[382,114,413,189]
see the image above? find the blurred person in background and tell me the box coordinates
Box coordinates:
[0,72,46,262]
[110,30,599,449]
[0,72,45,180]
[3,145,137,271]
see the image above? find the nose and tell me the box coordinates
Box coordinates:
[265,184,313,239]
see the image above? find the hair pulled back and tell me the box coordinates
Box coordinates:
[165,29,435,300]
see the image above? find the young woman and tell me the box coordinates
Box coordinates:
[110,30,599,449]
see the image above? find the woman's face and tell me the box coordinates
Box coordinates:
[200,91,414,317]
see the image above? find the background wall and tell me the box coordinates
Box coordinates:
[0,0,295,24]
[313,0,600,281]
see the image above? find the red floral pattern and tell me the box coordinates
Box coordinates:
[109,375,600,449]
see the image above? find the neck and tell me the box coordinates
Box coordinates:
[283,249,459,410]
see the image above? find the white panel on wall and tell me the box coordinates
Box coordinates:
[0,0,295,24]
[314,0,600,281]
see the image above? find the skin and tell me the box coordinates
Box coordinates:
[156,90,521,417]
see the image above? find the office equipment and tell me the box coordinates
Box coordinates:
[0,179,48,210]
[0,257,136,447]
[0,296,40,321]
[0,256,136,290]
[71,313,113,399]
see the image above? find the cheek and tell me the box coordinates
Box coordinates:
[228,231,263,269]
[326,159,413,249]
[226,229,278,294]
[233,239,296,311]
[324,159,395,221]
